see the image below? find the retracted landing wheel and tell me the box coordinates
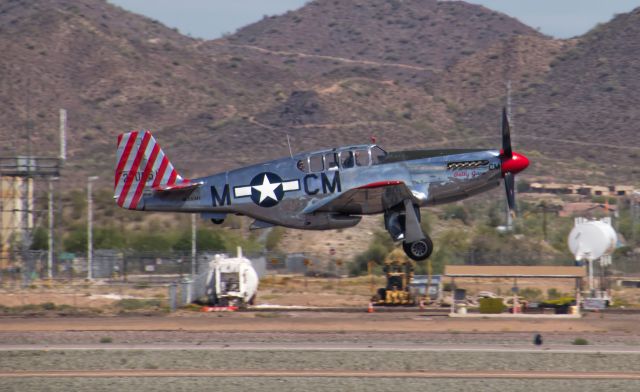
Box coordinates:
[402,237,433,261]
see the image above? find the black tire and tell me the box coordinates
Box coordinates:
[403,237,433,261]
[211,219,224,224]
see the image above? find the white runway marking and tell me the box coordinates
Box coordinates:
[2,369,640,379]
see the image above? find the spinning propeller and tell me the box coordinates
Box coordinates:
[499,107,529,217]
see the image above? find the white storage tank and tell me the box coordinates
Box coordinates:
[205,249,259,307]
[568,217,617,262]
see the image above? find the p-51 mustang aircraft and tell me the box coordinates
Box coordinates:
[114,109,529,261]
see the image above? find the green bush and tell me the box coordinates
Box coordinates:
[572,338,589,345]
[479,298,506,314]
[542,297,575,307]
[442,205,470,225]
[99,337,113,344]
[519,288,542,301]
[547,288,563,299]
[349,231,394,276]
[115,299,162,311]
[265,227,285,251]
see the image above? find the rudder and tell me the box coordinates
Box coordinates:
[114,130,186,210]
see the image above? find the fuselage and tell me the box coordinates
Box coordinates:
[142,145,504,229]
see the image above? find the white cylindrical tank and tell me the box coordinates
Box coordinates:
[206,253,259,306]
[568,218,617,261]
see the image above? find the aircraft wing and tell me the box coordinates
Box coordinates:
[303,181,414,215]
[152,180,203,193]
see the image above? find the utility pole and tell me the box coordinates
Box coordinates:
[47,178,57,280]
[533,202,560,242]
[191,213,197,277]
[632,191,639,247]
[87,176,98,280]
[59,109,67,162]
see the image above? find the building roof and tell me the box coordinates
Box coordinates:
[559,202,617,218]
[444,265,586,278]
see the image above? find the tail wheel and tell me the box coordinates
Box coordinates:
[403,237,433,261]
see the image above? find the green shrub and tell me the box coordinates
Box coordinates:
[115,299,162,311]
[265,227,285,251]
[519,288,542,301]
[99,337,113,344]
[542,297,575,307]
[547,288,563,299]
[479,298,506,314]
[572,338,589,345]
[41,302,56,310]
[181,303,202,312]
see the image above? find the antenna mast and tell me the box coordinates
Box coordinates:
[286,134,293,159]
[59,109,67,162]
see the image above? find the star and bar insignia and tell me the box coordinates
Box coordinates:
[233,172,300,207]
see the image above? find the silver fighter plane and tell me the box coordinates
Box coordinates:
[114,109,529,261]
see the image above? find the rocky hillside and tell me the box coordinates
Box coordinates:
[229,0,542,70]
[0,0,638,187]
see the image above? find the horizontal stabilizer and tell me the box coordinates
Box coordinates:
[153,180,203,193]
[250,220,275,230]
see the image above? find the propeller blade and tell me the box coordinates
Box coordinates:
[501,107,512,158]
[504,172,516,215]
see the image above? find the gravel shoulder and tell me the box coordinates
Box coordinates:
[5,377,640,392]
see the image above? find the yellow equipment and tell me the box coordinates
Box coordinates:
[372,248,416,306]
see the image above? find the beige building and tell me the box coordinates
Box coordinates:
[529,182,636,197]
[611,185,635,196]
[0,177,34,266]
[559,202,617,218]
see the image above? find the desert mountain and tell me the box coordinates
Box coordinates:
[229,0,542,69]
[0,0,638,187]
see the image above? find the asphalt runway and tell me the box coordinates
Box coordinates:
[2,342,640,354]
[2,369,640,380]
[2,313,640,391]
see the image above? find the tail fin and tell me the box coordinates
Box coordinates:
[114,130,188,210]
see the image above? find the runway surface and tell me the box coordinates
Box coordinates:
[2,369,640,380]
[3,314,640,391]
[2,342,640,354]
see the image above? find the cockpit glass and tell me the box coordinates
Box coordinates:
[309,154,323,172]
[355,149,369,166]
[371,146,387,165]
[325,153,339,170]
[340,151,354,169]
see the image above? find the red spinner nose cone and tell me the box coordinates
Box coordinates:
[501,151,530,176]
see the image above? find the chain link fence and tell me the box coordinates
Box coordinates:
[3,247,638,311]
[0,249,340,286]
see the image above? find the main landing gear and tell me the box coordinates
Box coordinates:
[402,237,433,261]
[385,199,433,261]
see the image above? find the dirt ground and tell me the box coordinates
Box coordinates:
[1,275,639,332]
[0,282,167,309]
[0,309,638,335]
[2,275,637,309]
[3,280,640,392]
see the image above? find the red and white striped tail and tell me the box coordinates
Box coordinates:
[114,130,189,210]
